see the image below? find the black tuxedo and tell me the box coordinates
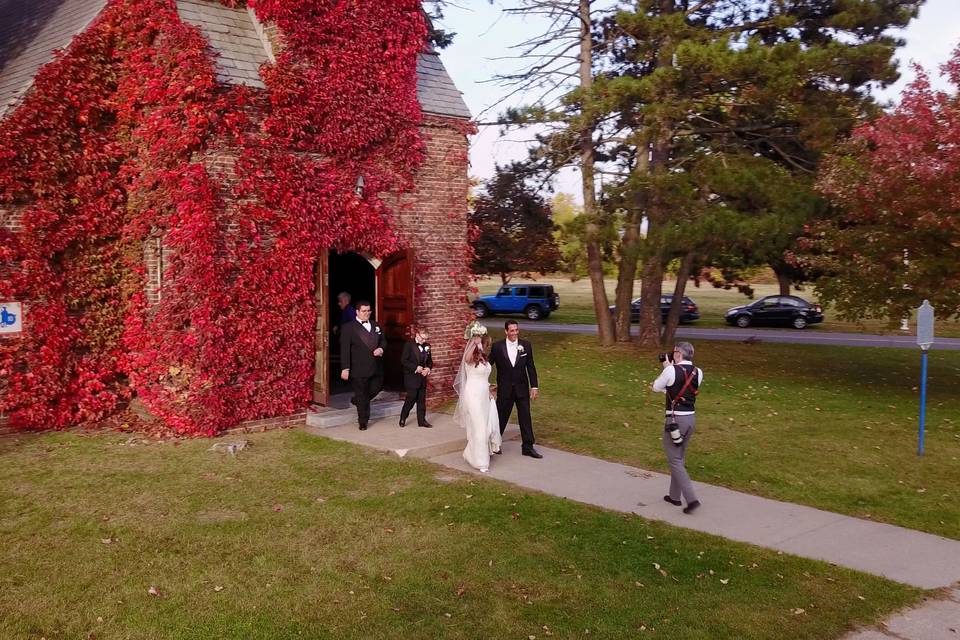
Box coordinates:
[340,318,387,427]
[399,340,433,425]
[490,338,539,450]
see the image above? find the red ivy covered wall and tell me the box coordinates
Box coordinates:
[0,0,456,435]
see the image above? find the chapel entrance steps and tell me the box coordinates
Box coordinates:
[306,391,405,429]
[303,408,522,460]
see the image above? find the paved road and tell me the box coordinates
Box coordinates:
[480,320,960,350]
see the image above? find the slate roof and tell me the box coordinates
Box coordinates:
[417,51,471,120]
[175,0,269,89]
[0,0,471,120]
[0,0,108,118]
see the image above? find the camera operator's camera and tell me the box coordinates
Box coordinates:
[657,352,675,364]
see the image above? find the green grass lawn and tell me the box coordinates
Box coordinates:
[474,276,960,337]
[514,332,960,539]
[0,430,921,639]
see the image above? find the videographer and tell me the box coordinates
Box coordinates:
[651,341,703,514]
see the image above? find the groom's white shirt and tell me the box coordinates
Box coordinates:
[506,339,518,366]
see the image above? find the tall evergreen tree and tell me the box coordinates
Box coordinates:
[592,0,923,346]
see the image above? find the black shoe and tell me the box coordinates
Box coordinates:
[418,421,433,428]
[682,500,701,514]
[359,424,368,431]
[492,449,502,455]
[663,495,682,506]
[398,419,406,428]
[521,448,543,459]
[350,397,357,406]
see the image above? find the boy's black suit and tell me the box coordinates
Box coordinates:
[399,339,433,426]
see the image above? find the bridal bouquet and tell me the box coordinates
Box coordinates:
[464,320,488,340]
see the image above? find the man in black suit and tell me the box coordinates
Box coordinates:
[398,326,433,428]
[340,300,386,430]
[489,319,542,458]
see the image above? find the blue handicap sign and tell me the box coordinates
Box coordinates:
[0,306,16,327]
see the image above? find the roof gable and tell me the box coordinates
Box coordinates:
[0,0,108,118]
[0,0,471,121]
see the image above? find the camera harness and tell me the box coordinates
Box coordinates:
[666,364,699,421]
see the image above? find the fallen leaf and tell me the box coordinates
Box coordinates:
[214,586,224,592]
[148,586,160,597]
[791,608,805,615]
[100,538,113,545]
[720,578,729,585]
[272,504,284,512]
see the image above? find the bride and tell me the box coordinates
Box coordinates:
[453,322,502,473]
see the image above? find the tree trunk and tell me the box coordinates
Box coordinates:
[773,264,791,296]
[500,273,512,285]
[613,136,648,343]
[634,0,675,350]
[613,218,641,341]
[661,250,696,348]
[577,0,614,345]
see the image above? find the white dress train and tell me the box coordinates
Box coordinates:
[457,360,502,472]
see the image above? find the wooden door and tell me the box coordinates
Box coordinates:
[376,249,414,389]
[313,248,330,405]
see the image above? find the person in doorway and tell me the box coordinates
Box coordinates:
[489,320,541,459]
[333,291,356,335]
[399,325,433,428]
[340,301,385,430]
[651,341,704,514]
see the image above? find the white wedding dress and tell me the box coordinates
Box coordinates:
[455,360,502,472]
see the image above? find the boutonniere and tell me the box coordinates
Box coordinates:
[375,326,381,334]
[424,344,430,351]
[517,345,525,353]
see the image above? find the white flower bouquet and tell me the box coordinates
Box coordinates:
[463,320,488,340]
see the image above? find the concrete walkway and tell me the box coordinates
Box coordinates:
[305,412,960,638]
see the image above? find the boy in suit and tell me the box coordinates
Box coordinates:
[399,326,433,428]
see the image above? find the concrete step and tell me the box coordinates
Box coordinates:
[306,399,405,429]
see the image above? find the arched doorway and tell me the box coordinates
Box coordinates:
[312,249,413,405]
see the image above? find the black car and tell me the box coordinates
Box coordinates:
[609,295,700,323]
[725,295,824,329]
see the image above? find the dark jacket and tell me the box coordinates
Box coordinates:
[340,318,386,378]
[490,338,538,398]
[401,340,433,390]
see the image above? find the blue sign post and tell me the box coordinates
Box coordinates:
[916,300,935,456]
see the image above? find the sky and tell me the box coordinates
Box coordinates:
[437,0,960,199]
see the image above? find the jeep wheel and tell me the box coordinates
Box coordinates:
[473,303,490,318]
[525,305,543,321]
[735,314,751,328]
[792,316,808,330]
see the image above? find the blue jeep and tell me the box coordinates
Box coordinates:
[472,284,559,321]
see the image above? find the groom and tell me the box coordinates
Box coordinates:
[490,319,542,459]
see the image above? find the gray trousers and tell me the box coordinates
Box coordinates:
[662,413,698,504]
